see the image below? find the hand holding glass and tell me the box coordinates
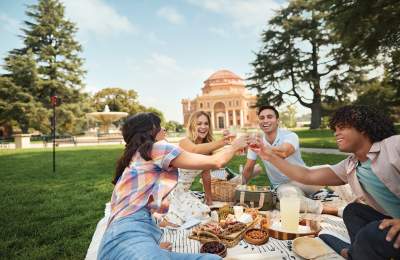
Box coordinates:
[248,132,262,150]
[223,128,237,144]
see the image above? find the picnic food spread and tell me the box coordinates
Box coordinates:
[190,206,260,248]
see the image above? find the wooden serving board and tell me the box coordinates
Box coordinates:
[189,216,260,248]
[266,220,321,240]
[223,216,260,240]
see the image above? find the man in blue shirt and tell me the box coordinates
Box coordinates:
[242,105,325,213]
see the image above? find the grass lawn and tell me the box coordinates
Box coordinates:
[293,124,400,149]
[0,146,346,259]
[293,129,337,149]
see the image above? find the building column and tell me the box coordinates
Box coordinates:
[240,110,244,127]
[233,110,237,126]
[225,110,229,128]
[211,110,215,130]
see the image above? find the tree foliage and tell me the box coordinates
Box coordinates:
[92,87,145,114]
[323,0,400,58]
[323,0,400,119]
[165,120,184,132]
[280,105,297,128]
[92,87,166,125]
[0,0,89,134]
[249,0,368,129]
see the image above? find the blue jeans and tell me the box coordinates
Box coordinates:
[98,208,221,260]
[343,203,400,260]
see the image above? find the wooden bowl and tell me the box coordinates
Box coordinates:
[268,220,321,240]
[200,241,227,258]
[243,228,269,245]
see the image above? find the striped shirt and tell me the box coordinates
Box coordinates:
[108,141,181,224]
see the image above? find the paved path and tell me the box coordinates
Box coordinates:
[301,147,349,155]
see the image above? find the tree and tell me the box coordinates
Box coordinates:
[353,69,400,121]
[92,87,166,126]
[0,50,49,133]
[92,87,145,114]
[323,0,400,58]
[248,0,367,129]
[280,105,297,128]
[165,120,184,132]
[0,76,48,133]
[145,107,166,126]
[323,0,400,120]
[1,0,88,134]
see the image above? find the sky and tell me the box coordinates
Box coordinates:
[0,0,293,123]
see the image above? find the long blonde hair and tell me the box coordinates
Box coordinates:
[186,111,214,144]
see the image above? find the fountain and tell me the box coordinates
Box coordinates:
[87,105,128,135]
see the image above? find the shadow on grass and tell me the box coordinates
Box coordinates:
[0,146,122,259]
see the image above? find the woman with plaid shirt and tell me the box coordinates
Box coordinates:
[98,112,248,260]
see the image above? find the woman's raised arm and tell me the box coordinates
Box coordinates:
[171,135,248,170]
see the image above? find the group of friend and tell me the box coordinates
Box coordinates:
[98,105,399,260]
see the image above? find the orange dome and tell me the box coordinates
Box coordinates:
[206,69,243,81]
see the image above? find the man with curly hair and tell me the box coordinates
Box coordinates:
[250,105,399,260]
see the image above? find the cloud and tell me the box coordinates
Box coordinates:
[157,6,184,25]
[124,54,217,121]
[62,0,137,37]
[209,27,229,37]
[187,0,281,34]
[146,53,182,74]
[146,32,167,45]
[0,13,20,33]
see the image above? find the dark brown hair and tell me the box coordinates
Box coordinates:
[113,112,161,185]
[257,105,279,118]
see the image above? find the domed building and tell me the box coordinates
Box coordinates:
[182,69,258,130]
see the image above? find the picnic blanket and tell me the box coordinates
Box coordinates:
[159,214,347,259]
[85,191,350,260]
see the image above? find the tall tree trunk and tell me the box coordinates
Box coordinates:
[310,36,322,129]
[310,102,322,129]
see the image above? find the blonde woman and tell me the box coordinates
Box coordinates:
[164,111,232,226]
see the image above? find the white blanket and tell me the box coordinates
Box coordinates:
[85,202,348,259]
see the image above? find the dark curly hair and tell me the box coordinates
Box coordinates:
[329,105,396,143]
[113,112,161,185]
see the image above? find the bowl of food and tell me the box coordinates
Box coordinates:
[200,241,227,257]
[243,228,269,245]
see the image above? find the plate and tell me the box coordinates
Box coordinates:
[292,237,330,259]
[267,220,321,240]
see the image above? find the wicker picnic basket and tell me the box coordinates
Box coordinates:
[211,179,238,202]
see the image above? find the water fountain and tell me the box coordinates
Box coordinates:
[87,105,128,134]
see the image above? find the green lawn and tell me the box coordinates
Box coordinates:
[293,124,399,149]
[293,129,337,149]
[0,146,346,259]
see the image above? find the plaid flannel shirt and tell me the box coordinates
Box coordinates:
[108,141,181,225]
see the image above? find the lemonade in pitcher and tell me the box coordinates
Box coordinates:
[280,195,300,232]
